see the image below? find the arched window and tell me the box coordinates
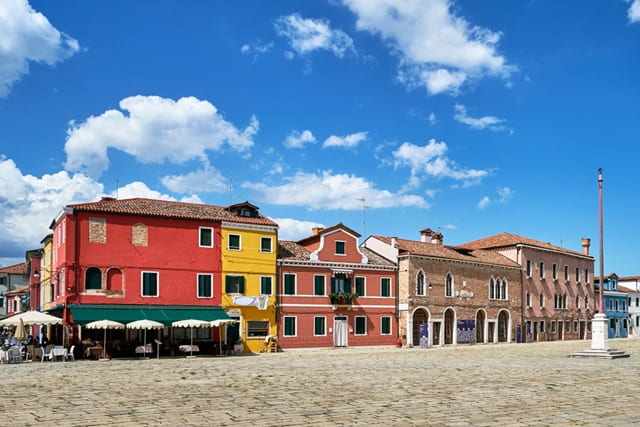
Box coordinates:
[416,270,425,296]
[489,278,495,299]
[85,267,102,290]
[445,273,454,297]
[501,279,508,300]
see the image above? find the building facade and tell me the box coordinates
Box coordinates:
[278,224,397,349]
[220,202,279,353]
[594,274,629,338]
[364,229,522,347]
[0,262,28,317]
[460,233,595,342]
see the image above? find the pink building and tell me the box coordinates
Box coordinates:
[277,224,397,349]
[461,233,595,341]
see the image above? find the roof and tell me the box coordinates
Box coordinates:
[618,275,640,282]
[371,235,520,268]
[5,286,29,296]
[619,285,639,294]
[459,232,589,258]
[66,198,278,227]
[296,222,360,246]
[277,240,394,267]
[0,263,27,275]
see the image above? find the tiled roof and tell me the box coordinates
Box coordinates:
[372,236,519,268]
[459,232,588,257]
[277,240,394,267]
[619,285,639,294]
[618,275,640,282]
[67,198,278,227]
[5,286,29,296]
[296,222,360,245]
[0,263,27,275]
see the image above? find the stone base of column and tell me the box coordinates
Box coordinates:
[572,314,629,358]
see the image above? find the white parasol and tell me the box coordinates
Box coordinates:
[0,310,62,327]
[171,319,211,356]
[84,319,125,359]
[126,319,164,356]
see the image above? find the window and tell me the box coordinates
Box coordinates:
[554,293,567,309]
[526,260,532,277]
[355,277,366,297]
[565,321,570,332]
[575,267,580,283]
[331,274,351,293]
[501,279,507,300]
[260,276,272,295]
[260,237,272,253]
[283,274,296,295]
[355,316,367,335]
[539,293,545,308]
[381,316,392,335]
[609,318,615,329]
[585,269,589,284]
[573,321,578,332]
[225,275,244,294]
[575,296,580,309]
[526,292,531,307]
[335,241,346,255]
[539,262,545,279]
[552,263,558,280]
[85,267,102,290]
[636,297,639,307]
[416,270,426,296]
[564,265,569,281]
[608,299,613,310]
[585,296,589,309]
[550,321,557,333]
[247,321,269,337]
[445,273,454,297]
[615,300,619,311]
[314,316,326,336]
[141,271,158,297]
[197,274,212,298]
[199,227,213,247]
[489,278,495,299]
[132,223,148,246]
[381,277,391,297]
[539,321,545,334]
[228,234,241,251]
[622,300,626,311]
[314,275,325,296]
[283,317,296,336]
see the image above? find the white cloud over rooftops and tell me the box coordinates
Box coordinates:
[274,13,356,58]
[284,129,316,148]
[271,218,325,241]
[243,170,428,210]
[64,95,258,178]
[0,0,80,97]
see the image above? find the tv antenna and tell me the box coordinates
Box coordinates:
[356,197,368,240]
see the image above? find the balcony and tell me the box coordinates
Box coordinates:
[329,292,357,310]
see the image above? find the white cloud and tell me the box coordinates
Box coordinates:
[161,165,228,194]
[323,131,367,148]
[0,0,80,97]
[477,196,491,209]
[0,157,103,255]
[271,218,324,241]
[342,0,513,95]
[453,104,507,131]
[284,129,316,148]
[240,40,274,61]
[117,181,203,203]
[243,170,428,210]
[630,0,640,22]
[274,13,356,58]
[477,186,514,210]
[393,139,488,184]
[428,112,437,125]
[64,95,258,178]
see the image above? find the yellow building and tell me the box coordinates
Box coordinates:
[40,234,53,311]
[221,202,278,353]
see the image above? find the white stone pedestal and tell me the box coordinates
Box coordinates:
[572,314,629,359]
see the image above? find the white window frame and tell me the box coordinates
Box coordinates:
[199,227,214,248]
[283,273,297,295]
[380,277,392,297]
[354,276,366,297]
[313,316,326,336]
[141,271,159,298]
[539,262,545,279]
[313,274,326,296]
[354,315,367,336]
[526,260,532,278]
[552,263,558,280]
[416,270,426,296]
[445,273,454,297]
[335,240,346,256]
[283,316,297,337]
[228,233,242,251]
[196,273,213,299]
[380,316,392,335]
[260,236,273,253]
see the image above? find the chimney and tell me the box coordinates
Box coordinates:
[419,228,433,243]
[391,237,397,248]
[431,232,444,245]
[100,196,116,202]
[311,226,323,236]
[581,238,591,255]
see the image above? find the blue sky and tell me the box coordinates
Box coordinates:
[1,0,639,276]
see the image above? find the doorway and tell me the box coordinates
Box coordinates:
[432,321,441,346]
[333,316,348,347]
[412,309,429,345]
[497,311,509,342]
[444,309,455,345]
[476,311,486,343]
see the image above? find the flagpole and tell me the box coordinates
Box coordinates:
[598,168,604,314]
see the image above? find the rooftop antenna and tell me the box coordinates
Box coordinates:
[356,197,368,241]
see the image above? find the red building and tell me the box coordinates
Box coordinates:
[277,224,397,349]
[47,197,275,352]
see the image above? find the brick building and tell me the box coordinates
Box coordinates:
[364,228,522,347]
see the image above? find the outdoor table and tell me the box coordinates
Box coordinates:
[179,344,199,354]
[51,347,67,361]
[86,346,103,359]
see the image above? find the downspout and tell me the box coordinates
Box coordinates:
[518,245,526,343]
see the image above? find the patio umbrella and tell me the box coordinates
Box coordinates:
[126,319,164,358]
[211,319,239,355]
[84,319,125,359]
[171,319,211,356]
[0,310,62,327]
[13,318,26,342]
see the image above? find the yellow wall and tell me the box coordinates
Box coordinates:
[41,238,53,311]
[221,224,277,353]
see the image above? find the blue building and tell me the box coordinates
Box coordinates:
[594,273,629,338]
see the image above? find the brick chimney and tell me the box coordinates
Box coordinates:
[311,226,324,236]
[581,238,591,255]
[419,228,433,243]
[431,232,444,245]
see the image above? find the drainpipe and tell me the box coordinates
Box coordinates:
[518,245,526,344]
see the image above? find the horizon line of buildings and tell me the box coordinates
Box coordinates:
[1,196,638,355]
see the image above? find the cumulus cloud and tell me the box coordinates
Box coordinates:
[0,0,80,97]
[341,0,513,95]
[161,165,228,194]
[243,170,428,210]
[323,132,367,148]
[117,181,203,203]
[284,129,316,148]
[64,95,258,178]
[271,218,324,241]
[453,104,507,131]
[477,196,491,209]
[393,139,488,185]
[477,186,514,210]
[630,0,640,22]
[274,13,356,58]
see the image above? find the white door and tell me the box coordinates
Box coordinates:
[334,317,348,347]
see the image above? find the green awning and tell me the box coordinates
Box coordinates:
[68,304,230,326]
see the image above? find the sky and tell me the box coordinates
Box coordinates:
[1,0,639,276]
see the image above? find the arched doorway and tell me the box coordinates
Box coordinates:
[476,310,486,343]
[412,308,429,345]
[497,310,509,342]
[444,308,455,345]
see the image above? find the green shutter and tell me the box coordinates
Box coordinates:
[225,276,231,293]
[285,317,295,336]
[314,317,325,335]
[314,276,324,295]
[345,278,351,293]
[330,278,336,293]
[382,317,391,334]
[238,276,244,294]
[284,274,295,295]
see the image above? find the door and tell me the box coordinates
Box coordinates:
[432,321,441,346]
[476,311,486,343]
[444,309,454,345]
[533,322,538,341]
[412,309,428,346]
[497,311,509,342]
[333,316,348,347]
[226,317,240,347]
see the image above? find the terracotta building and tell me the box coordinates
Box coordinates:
[460,233,595,341]
[364,228,522,347]
[277,224,397,349]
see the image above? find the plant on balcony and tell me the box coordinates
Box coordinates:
[329,291,357,305]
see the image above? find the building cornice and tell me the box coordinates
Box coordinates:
[277,259,396,272]
[222,221,277,233]
[398,254,521,271]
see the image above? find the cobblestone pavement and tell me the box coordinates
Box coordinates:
[1,338,639,426]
